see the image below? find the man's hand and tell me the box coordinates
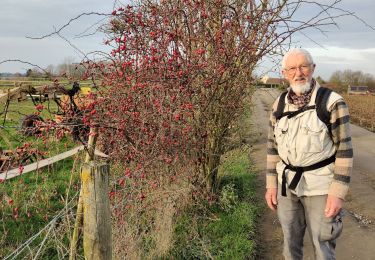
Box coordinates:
[265,188,278,211]
[325,195,343,218]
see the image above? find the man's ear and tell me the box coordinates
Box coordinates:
[312,64,316,73]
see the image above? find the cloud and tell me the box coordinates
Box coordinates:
[1,0,374,79]
[289,0,375,49]
[0,0,116,73]
[262,0,375,80]
[306,47,375,80]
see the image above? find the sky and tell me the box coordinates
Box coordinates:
[0,0,375,80]
[0,0,116,74]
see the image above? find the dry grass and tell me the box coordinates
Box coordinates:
[343,94,375,132]
[110,163,194,259]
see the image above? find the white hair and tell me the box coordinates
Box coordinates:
[291,81,311,94]
[281,48,314,69]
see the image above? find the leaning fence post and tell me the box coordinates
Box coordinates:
[70,126,112,260]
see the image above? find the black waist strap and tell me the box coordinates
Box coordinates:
[281,154,336,197]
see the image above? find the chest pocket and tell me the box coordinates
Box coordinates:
[274,119,289,157]
[298,119,325,153]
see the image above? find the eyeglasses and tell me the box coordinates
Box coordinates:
[284,64,313,75]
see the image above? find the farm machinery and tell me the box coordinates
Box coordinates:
[0,81,92,170]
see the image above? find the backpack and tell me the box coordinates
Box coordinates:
[273,87,333,130]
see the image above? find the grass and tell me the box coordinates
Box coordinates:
[0,98,78,149]
[0,80,95,258]
[0,98,84,258]
[0,98,59,146]
[168,147,259,259]
[166,92,259,259]
[0,154,81,258]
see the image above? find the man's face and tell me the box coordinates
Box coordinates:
[282,53,315,94]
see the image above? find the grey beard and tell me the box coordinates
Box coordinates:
[291,81,311,94]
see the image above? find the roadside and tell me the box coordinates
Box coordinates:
[167,96,260,259]
[250,88,375,260]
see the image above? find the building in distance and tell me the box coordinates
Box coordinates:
[347,85,369,95]
[258,75,288,88]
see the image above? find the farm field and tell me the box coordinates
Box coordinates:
[343,94,375,132]
[0,89,85,258]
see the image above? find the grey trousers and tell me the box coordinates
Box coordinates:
[277,187,343,260]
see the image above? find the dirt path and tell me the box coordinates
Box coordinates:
[250,88,375,260]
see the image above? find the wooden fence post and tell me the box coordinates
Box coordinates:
[81,162,112,259]
[70,126,112,260]
[69,127,97,260]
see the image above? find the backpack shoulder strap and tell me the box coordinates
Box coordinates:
[315,86,332,127]
[274,90,288,120]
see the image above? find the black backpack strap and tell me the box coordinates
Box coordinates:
[274,87,333,125]
[281,153,336,197]
[315,87,333,127]
[274,91,288,120]
[286,105,316,119]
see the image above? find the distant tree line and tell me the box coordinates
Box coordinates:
[328,69,375,92]
[1,57,86,80]
[26,58,86,79]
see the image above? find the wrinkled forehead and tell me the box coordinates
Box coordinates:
[284,53,309,66]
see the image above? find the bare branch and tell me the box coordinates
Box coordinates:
[0,59,49,75]
[26,12,109,40]
[74,16,108,39]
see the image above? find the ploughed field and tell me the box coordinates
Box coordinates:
[343,94,375,132]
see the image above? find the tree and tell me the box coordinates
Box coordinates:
[25,68,44,78]
[26,68,33,77]
[83,0,357,192]
[45,64,56,77]
[329,69,375,91]
[316,76,326,84]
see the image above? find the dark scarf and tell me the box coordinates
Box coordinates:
[287,79,316,108]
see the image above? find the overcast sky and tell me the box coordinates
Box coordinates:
[0,0,116,74]
[0,0,374,80]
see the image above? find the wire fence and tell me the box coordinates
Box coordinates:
[4,191,80,260]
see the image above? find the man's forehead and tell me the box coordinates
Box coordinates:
[285,53,308,64]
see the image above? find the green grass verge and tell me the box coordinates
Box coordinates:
[0,157,81,258]
[168,147,259,259]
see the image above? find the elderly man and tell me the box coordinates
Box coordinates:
[265,48,353,260]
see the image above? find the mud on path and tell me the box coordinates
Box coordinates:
[250,88,375,260]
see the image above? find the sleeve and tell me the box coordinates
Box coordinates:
[327,99,353,199]
[266,98,281,189]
